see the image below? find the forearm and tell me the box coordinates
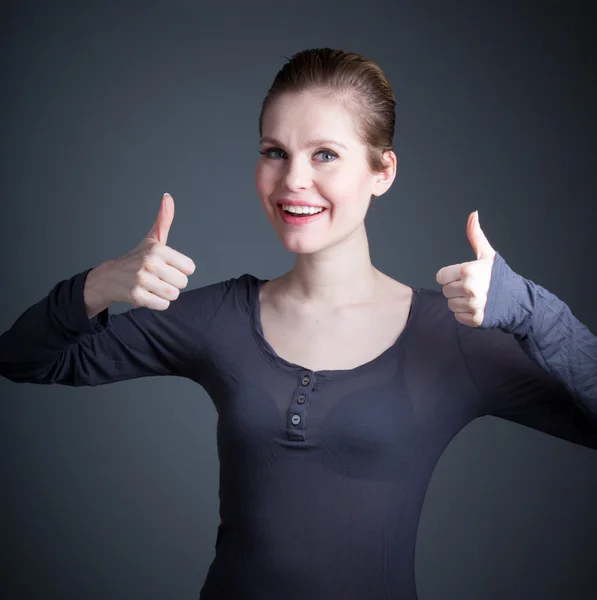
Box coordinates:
[84,259,117,319]
[516,283,596,408]
[481,253,597,409]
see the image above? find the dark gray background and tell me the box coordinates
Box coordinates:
[1,0,596,598]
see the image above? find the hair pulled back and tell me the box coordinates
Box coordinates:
[258,47,396,175]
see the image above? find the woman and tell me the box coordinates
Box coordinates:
[1,48,596,600]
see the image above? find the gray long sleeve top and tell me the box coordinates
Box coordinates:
[1,251,596,600]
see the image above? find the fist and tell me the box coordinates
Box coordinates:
[106,193,196,310]
[435,210,496,327]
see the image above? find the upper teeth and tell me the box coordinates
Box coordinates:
[282,205,324,214]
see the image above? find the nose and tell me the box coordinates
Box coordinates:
[282,155,313,191]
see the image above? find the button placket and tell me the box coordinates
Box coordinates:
[286,371,314,440]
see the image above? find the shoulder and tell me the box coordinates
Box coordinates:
[173,272,263,315]
[415,284,511,334]
[411,285,453,328]
[409,284,511,349]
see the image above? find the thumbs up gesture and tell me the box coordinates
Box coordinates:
[97,193,196,310]
[435,211,497,327]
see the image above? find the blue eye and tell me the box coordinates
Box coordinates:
[259,148,338,162]
[259,148,285,160]
[315,150,338,162]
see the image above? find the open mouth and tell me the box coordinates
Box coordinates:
[281,209,325,217]
[277,204,328,224]
[279,205,325,216]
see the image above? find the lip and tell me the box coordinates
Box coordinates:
[277,204,328,226]
[277,199,327,208]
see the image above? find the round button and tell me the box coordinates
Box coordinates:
[297,394,306,404]
[301,375,311,386]
[291,414,301,425]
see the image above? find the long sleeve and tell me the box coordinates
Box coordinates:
[0,268,231,386]
[479,252,597,413]
[457,316,597,449]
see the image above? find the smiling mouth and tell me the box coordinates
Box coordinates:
[281,208,326,217]
[278,203,326,216]
[276,204,328,224]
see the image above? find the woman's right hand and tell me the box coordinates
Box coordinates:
[86,193,196,314]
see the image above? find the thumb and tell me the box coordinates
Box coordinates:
[146,193,175,245]
[466,210,494,261]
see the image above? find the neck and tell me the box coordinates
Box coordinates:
[284,224,380,307]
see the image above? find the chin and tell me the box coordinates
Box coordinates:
[276,231,329,255]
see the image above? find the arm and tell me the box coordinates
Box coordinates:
[83,259,116,319]
[0,268,231,386]
[457,319,597,449]
[479,252,597,414]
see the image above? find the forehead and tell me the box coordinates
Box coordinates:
[261,91,360,147]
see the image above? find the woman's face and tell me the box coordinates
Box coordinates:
[255,90,395,255]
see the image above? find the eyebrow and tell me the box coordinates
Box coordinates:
[259,136,347,150]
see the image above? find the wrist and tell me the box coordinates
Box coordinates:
[84,260,115,319]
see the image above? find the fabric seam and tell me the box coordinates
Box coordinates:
[190,279,235,369]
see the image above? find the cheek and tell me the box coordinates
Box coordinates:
[323,172,366,212]
[255,165,275,216]
[255,162,276,191]
[254,164,264,193]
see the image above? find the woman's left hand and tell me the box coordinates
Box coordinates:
[435,211,497,328]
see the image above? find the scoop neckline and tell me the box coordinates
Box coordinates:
[249,276,421,379]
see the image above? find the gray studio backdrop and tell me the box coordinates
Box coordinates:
[1,1,596,599]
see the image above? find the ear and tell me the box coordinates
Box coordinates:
[371,150,397,198]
